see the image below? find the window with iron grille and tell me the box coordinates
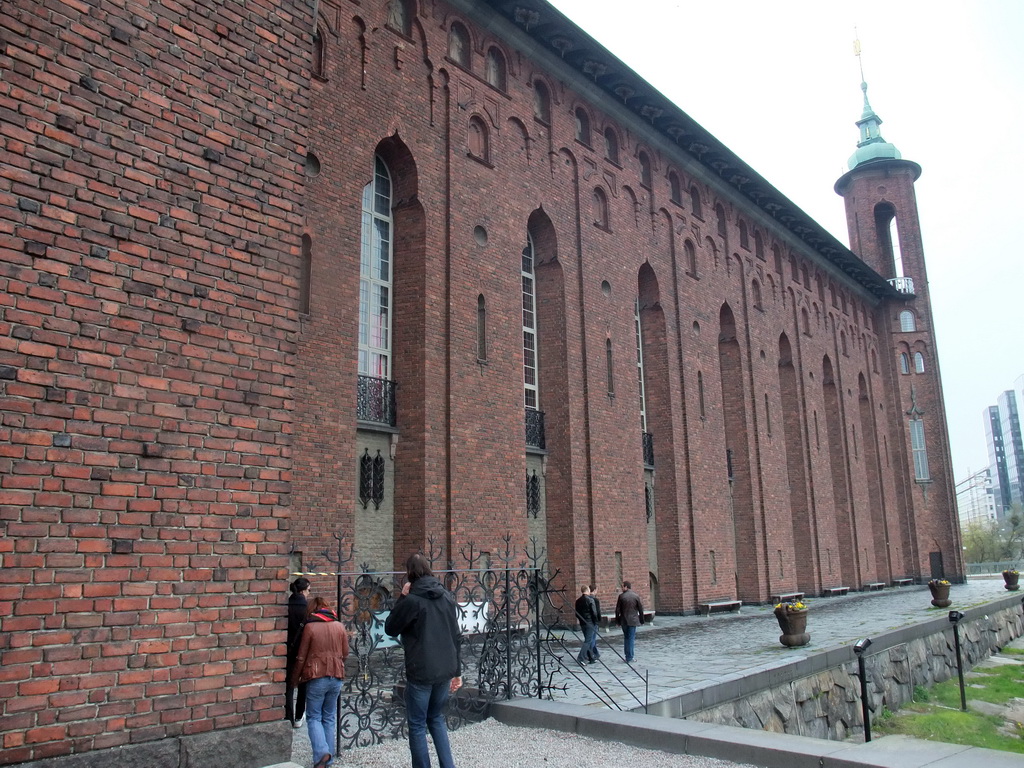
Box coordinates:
[359,448,386,509]
[522,234,539,411]
[526,470,541,518]
[910,419,930,481]
[645,482,654,523]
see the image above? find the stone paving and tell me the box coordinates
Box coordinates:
[550,576,1020,711]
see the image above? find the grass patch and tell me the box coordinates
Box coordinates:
[873,649,1024,752]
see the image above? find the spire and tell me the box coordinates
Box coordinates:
[847,36,902,170]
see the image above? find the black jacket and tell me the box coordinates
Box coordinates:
[287,592,308,664]
[384,576,462,684]
[574,594,599,626]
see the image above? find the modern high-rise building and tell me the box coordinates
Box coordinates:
[986,385,1024,518]
[956,467,996,526]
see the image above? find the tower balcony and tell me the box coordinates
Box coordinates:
[888,276,915,295]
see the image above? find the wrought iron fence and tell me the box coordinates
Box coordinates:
[357,374,397,426]
[296,536,564,752]
[525,408,545,449]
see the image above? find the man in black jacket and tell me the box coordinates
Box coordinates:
[385,553,462,768]
[574,585,600,664]
[614,581,645,664]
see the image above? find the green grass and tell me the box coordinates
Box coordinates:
[873,652,1024,752]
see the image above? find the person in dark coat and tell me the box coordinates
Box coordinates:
[589,585,602,661]
[614,581,645,663]
[385,553,462,768]
[286,577,310,725]
[574,585,600,664]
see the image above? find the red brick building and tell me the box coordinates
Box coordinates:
[0,0,962,764]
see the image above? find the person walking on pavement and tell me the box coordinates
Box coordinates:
[589,585,602,661]
[285,577,310,727]
[385,553,463,768]
[290,596,351,768]
[574,585,600,665]
[614,581,644,663]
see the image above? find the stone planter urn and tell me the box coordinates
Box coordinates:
[928,579,951,608]
[774,602,809,647]
[1003,570,1020,591]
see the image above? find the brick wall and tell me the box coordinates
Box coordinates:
[0,0,309,762]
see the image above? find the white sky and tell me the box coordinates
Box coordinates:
[547,0,1024,483]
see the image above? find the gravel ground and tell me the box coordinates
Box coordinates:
[289,718,755,768]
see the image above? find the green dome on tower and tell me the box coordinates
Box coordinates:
[848,80,902,170]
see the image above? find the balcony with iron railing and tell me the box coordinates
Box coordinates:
[642,431,654,468]
[888,276,915,295]
[357,375,396,427]
[525,408,546,450]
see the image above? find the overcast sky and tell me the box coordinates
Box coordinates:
[547,0,1024,484]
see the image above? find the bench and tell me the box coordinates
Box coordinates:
[822,586,849,596]
[697,600,741,616]
[598,611,656,629]
[865,582,885,591]
[892,578,914,587]
[770,591,804,604]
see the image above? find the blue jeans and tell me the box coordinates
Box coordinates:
[305,676,342,765]
[577,622,597,663]
[405,681,455,768]
[622,625,637,662]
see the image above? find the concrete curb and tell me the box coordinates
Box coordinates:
[491,699,1024,767]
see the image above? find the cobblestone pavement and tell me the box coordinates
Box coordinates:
[551,577,1017,710]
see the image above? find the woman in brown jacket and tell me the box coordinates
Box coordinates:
[291,597,350,768]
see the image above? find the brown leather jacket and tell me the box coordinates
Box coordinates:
[290,616,350,686]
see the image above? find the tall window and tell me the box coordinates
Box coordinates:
[312,28,325,78]
[477,295,487,360]
[574,107,591,145]
[448,22,470,67]
[593,187,609,228]
[359,156,393,380]
[635,300,647,431]
[690,186,702,219]
[899,310,916,332]
[605,338,614,396]
[603,127,619,163]
[910,419,930,480]
[899,352,910,374]
[522,234,539,410]
[638,152,652,188]
[669,172,681,205]
[485,47,506,91]
[533,80,550,123]
[914,351,925,373]
[387,0,412,36]
[684,239,697,277]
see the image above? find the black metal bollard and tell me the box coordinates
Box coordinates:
[854,638,872,742]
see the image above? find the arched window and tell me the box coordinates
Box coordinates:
[899,352,910,374]
[899,310,916,332]
[772,246,783,274]
[716,204,727,237]
[801,307,811,336]
[312,27,325,78]
[840,331,848,356]
[914,351,925,373]
[574,107,591,145]
[871,349,878,373]
[754,231,764,260]
[790,256,799,281]
[593,187,609,228]
[522,234,539,410]
[468,116,488,161]
[634,300,647,430]
[738,220,749,249]
[360,156,394,381]
[909,418,930,480]
[690,186,702,219]
[684,239,697,277]
[300,234,312,314]
[387,0,412,36]
[638,151,652,188]
[477,294,487,360]
[603,127,619,163]
[533,80,550,123]
[751,279,762,310]
[669,172,681,205]
[485,47,506,91]
[448,22,470,67]
[801,266,810,290]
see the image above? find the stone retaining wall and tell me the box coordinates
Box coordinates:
[676,596,1024,740]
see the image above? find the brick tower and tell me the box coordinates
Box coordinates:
[834,74,964,580]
